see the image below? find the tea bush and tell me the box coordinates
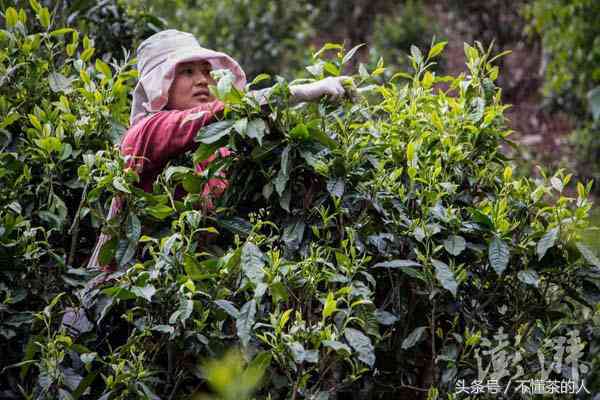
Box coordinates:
[1,4,599,399]
[0,2,137,396]
[62,0,165,61]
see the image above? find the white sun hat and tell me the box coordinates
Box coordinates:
[129,29,246,125]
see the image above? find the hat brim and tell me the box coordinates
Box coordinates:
[136,47,246,118]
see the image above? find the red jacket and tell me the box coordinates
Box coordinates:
[87,100,229,271]
[121,100,228,192]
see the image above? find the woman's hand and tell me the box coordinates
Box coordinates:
[247,77,355,106]
[289,76,355,104]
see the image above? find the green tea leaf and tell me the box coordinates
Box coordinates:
[344,328,375,367]
[146,204,174,220]
[152,325,174,335]
[290,123,310,141]
[274,145,291,196]
[432,259,458,296]
[309,128,337,149]
[5,7,18,27]
[326,178,345,198]
[182,174,203,193]
[198,120,234,144]
[236,299,256,347]
[233,117,248,135]
[322,340,351,354]
[214,300,240,319]
[95,59,112,79]
[288,341,307,364]
[217,217,252,236]
[489,236,509,274]
[98,237,117,266]
[38,7,50,28]
[80,47,95,62]
[126,214,141,242]
[131,285,156,302]
[373,259,422,268]
[306,61,324,77]
[164,166,191,182]
[35,137,62,153]
[279,186,291,212]
[48,72,73,93]
[576,242,600,268]
[443,235,466,256]
[469,97,485,122]
[112,177,130,193]
[278,309,292,333]
[410,45,423,63]
[217,70,234,98]
[194,142,222,163]
[342,43,366,65]
[323,61,339,76]
[428,41,448,59]
[402,326,427,349]
[249,73,270,87]
[183,254,213,281]
[246,119,266,146]
[588,86,600,121]
[375,310,399,325]
[313,43,343,59]
[50,28,74,36]
[537,228,559,261]
[517,270,540,288]
[115,238,136,266]
[322,292,337,319]
[169,298,193,325]
[241,242,265,285]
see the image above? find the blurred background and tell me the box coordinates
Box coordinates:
[12,0,600,200]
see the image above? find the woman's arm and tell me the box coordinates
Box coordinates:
[120,100,226,178]
[87,101,227,272]
[248,76,352,108]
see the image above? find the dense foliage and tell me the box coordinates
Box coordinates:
[60,0,165,61]
[137,0,317,79]
[524,0,600,114]
[0,1,137,396]
[96,0,600,192]
[1,3,599,400]
[140,0,421,80]
[370,0,441,73]
[524,0,600,190]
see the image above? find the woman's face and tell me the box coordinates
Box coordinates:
[166,60,216,110]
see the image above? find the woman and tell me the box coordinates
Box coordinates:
[87,29,352,271]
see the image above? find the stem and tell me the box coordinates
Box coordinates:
[291,380,299,400]
[167,342,175,383]
[161,179,177,211]
[313,354,334,390]
[50,0,64,29]
[430,297,437,386]
[400,383,428,393]
[167,370,184,400]
[404,280,416,339]
[290,366,303,400]
[67,183,88,267]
